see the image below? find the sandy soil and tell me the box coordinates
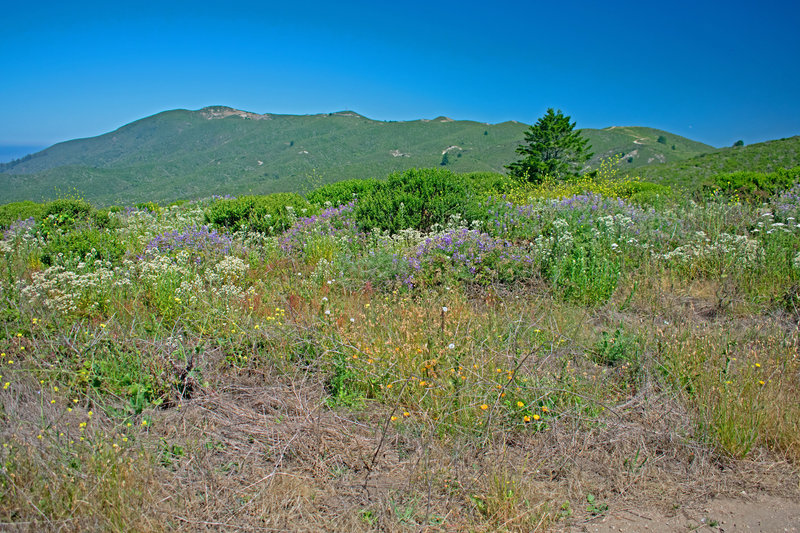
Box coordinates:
[572,494,800,532]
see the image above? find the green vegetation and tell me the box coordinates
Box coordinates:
[306,177,381,207]
[0,106,714,206]
[507,108,593,182]
[0,201,45,228]
[3,161,800,529]
[2,128,799,530]
[204,192,317,234]
[634,135,800,188]
[353,168,487,233]
[704,167,800,202]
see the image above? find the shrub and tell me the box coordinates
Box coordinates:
[40,197,113,230]
[306,178,380,208]
[135,201,161,213]
[204,193,318,234]
[0,201,46,228]
[354,168,485,233]
[704,167,800,202]
[43,198,94,226]
[618,181,674,207]
[40,227,127,266]
[461,172,520,195]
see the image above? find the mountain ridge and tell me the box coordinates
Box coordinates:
[1,107,717,206]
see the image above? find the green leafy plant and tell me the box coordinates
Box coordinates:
[592,327,639,366]
[40,227,126,266]
[704,167,800,202]
[354,168,485,233]
[585,493,608,515]
[0,201,45,228]
[204,193,317,234]
[306,178,380,207]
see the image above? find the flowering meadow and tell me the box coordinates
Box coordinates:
[1,168,799,531]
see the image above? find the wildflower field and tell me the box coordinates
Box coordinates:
[1,167,799,531]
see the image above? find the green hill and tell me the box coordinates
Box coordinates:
[629,136,800,189]
[0,106,715,206]
[584,126,715,167]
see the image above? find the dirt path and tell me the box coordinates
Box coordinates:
[573,494,800,532]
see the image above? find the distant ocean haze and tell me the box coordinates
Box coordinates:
[0,145,46,163]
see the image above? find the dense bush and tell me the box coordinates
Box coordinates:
[461,172,519,195]
[0,201,45,228]
[43,198,94,224]
[704,167,800,202]
[354,168,486,233]
[306,178,380,208]
[41,197,113,229]
[204,193,318,234]
[617,181,674,207]
[40,227,127,266]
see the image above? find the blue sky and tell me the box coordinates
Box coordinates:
[2,0,799,151]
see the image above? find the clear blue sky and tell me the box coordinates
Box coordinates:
[2,0,799,150]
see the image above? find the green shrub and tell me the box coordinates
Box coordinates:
[552,245,621,305]
[461,172,520,195]
[204,193,318,234]
[354,168,486,233]
[0,201,45,228]
[135,201,161,213]
[307,178,380,207]
[704,167,800,202]
[39,197,115,229]
[40,227,127,266]
[592,328,641,366]
[621,182,674,207]
[43,198,94,225]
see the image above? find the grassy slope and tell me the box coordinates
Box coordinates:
[630,135,800,188]
[1,107,715,206]
[586,126,715,166]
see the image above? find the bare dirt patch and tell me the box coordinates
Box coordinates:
[577,494,800,532]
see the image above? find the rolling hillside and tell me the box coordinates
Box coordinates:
[630,135,800,188]
[1,106,715,206]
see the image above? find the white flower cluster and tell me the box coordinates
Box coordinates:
[136,253,192,284]
[173,255,253,308]
[21,264,115,314]
[596,214,635,234]
[372,227,426,252]
[659,232,761,270]
[206,256,247,285]
[531,219,575,263]
[752,212,800,235]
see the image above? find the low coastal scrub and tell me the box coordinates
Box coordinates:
[1,167,799,530]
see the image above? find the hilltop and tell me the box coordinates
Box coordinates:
[0,106,715,205]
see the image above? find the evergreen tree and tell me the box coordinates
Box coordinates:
[506,108,593,183]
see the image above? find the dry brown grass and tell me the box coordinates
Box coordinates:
[3,275,800,531]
